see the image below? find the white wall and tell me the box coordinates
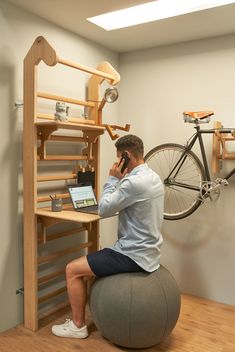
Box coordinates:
[0,0,119,332]
[119,34,235,306]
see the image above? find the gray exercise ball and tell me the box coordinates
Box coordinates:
[89,265,181,349]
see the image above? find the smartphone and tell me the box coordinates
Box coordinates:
[118,151,130,173]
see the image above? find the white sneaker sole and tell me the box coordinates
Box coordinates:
[52,326,88,339]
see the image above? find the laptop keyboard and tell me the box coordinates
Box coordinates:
[76,206,98,214]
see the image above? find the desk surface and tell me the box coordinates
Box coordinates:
[36,206,101,223]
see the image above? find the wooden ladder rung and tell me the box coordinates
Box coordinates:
[218,153,235,159]
[45,226,86,242]
[38,299,71,327]
[41,135,86,143]
[37,113,95,125]
[38,226,86,245]
[37,174,77,182]
[38,286,67,304]
[38,155,91,161]
[38,269,65,287]
[38,242,93,265]
[221,136,235,141]
[37,92,95,108]
[37,193,70,203]
[38,300,70,322]
[58,57,116,81]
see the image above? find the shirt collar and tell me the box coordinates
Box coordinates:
[128,163,147,176]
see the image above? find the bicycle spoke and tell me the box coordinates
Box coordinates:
[165,186,196,213]
[144,143,205,219]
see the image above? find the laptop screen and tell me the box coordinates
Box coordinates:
[68,185,98,210]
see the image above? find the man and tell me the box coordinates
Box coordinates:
[52,134,164,339]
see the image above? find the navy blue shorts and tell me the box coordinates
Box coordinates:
[87,248,145,277]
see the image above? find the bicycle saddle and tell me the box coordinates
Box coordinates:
[183,111,214,119]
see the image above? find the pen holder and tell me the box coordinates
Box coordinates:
[51,198,63,212]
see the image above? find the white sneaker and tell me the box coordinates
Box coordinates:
[52,319,88,338]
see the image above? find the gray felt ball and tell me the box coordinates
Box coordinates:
[89,265,181,349]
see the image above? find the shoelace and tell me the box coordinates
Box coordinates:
[63,318,72,326]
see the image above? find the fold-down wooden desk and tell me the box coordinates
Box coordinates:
[36,207,101,223]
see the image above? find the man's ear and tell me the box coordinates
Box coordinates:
[124,150,131,158]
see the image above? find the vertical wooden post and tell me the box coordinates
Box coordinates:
[23,37,58,331]
[212,121,222,174]
[87,62,120,253]
[23,58,38,331]
[88,76,100,252]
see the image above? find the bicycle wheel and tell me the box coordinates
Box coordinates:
[144,143,206,220]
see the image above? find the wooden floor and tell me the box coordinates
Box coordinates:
[0,294,235,352]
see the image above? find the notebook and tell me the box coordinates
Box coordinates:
[68,184,99,214]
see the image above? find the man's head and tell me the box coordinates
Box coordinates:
[115,135,144,171]
[115,134,144,158]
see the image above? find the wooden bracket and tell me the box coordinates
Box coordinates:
[83,130,102,143]
[104,123,130,140]
[38,216,67,228]
[38,216,69,244]
[84,223,92,232]
[82,143,93,161]
[82,130,103,160]
[37,125,59,159]
[37,217,47,245]
[37,125,58,141]
[212,121,235,173]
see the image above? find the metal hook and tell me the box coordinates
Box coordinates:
[15,101,24,109]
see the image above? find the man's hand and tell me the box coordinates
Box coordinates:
[109,159,128,179]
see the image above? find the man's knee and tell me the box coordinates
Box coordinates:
[66,256,89,279]
[66,261,75,279]
[66,260,82,279]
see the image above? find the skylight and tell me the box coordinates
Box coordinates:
[87,0,235,31]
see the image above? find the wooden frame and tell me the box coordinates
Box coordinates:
[23,36,120,331]
[212,121,235,173]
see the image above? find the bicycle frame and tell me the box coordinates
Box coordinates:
[166,124,235,191]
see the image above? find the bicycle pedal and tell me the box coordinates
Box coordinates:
[215,178,229,186]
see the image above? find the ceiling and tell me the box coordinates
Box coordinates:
[7,0,235,52]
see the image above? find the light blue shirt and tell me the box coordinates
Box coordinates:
[98,163,164,272]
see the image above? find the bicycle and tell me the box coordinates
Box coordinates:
[144,111,235,220]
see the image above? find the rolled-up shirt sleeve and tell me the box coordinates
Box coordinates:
[98,176,136,217]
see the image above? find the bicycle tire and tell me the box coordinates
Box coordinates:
[144,143,206,220]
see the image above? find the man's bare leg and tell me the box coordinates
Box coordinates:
[66,256,95,327]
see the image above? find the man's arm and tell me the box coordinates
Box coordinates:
[98,176,136,217]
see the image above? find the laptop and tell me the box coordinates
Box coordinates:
[68,184,99,214]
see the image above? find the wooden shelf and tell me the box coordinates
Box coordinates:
[36,121,105,133]
[36,207,101,223]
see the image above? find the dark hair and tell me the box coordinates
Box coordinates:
[115,134,144,158]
